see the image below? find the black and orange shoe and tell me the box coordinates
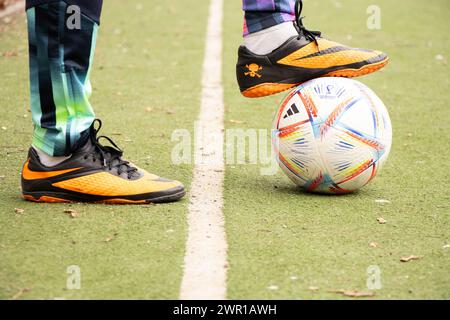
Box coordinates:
[236,0,389,98]
[21,120,185,204]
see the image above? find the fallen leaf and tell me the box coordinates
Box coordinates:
[3,50,18,57]
[375,199,390,204]
[14,208,24,214]
[369,242,379,248]
[332,289,375,297]
[11,287,31,300]
[400,255,421,262]
[105,233,118,242]
[166,110,176,115]
[377,217,387,224]
[229,119,245,124]
[63,209,79,218]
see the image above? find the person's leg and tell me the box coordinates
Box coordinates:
[242,0,295,36]
[22,0,185,203]
[242,0,298,55]
[237,0,389,98]
[27,0,102,159]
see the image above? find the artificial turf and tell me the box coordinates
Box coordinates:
[0,0,207,299]
[223,0,450,299]
[0,0,449,300]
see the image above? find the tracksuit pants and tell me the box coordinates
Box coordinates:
[26,0,295,156]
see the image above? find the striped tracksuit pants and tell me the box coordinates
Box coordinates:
[26,0,295,156]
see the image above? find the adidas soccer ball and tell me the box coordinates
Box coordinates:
[272,78,392,194]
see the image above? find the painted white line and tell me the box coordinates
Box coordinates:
[179,0,227,300]
[0,1,25,20]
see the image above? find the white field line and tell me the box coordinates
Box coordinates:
[179,0,227,300]
[0,1,24,20]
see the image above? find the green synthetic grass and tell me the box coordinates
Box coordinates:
[0,0,208,299]
[0,0,449,300]
[223,0,450,299]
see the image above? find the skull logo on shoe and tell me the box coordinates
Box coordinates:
[244,63,263,78]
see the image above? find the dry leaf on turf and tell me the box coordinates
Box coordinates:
[400,255,421,262]
[11,287,31,300]
[14,208,24,214]
[377,217,387,224]
[3,50,18,57]
[63,209,79,218]
[332,289,375,297]
[229,119,245,124]
[375,199,391,204]
[369,242,379,248]
[105,233,118,242]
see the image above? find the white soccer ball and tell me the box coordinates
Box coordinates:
[272,78,392,194]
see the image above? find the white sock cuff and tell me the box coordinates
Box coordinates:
[243,21,298,55]
[32,146,71,167]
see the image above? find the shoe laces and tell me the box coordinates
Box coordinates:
[86,119,139,179]
[294,0,322,49]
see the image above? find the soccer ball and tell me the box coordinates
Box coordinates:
[272,78,392,194]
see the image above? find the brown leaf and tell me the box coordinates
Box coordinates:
[400,255,421,262]
[11,287,31,300]
[377,217,387,224]
[3,50,18,57]
[105,233,118,242]
[332,289,375,297]
[63,209,79,218]
[14,208,24,214]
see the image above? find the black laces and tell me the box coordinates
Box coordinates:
[295,0,321,49]
[87,119,138,179]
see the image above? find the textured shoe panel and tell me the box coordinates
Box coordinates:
[52,171,182,196]
[277,39,383,69]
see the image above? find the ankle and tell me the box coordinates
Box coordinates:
[32,146,71,167]
[243,22,298,55]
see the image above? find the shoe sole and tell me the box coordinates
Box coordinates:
[22,189,186,204]
[241,58,389,98]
